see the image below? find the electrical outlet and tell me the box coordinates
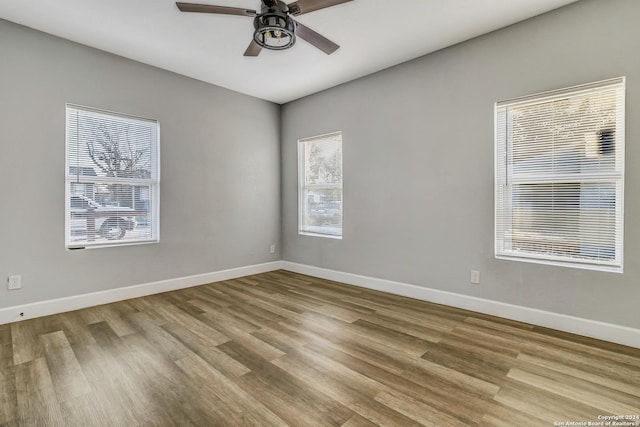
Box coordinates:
[470,270,480,285]
[8,275,21,290]
[269,244,276,254]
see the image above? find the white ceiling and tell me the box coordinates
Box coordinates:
[0,0,579,104]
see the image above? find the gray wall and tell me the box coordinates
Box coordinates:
[0,19,280,309]
[281,0,640,329]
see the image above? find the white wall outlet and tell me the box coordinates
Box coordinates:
[470,270,480,284]
[8,275,22,290]
[269,244,276,254]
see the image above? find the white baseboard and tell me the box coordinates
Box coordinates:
[281,261,640,349]
[0,261,284,326]
[3,260,638,349]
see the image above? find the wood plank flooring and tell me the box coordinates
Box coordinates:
[1,270,639,426]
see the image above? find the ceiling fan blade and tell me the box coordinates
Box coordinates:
[176,2,256,17]
[287,0,353,16]
[244,40,262,57]
[294,21,339,54]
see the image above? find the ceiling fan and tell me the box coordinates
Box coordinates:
[176,0,353,56]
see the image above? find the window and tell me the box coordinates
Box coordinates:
[65,105,160,248]
[298,132,343,238]
[495,78,625,272]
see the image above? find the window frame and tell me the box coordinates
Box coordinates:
[297,131,343,239]
[494,78,625,272]
[65,104,160,249]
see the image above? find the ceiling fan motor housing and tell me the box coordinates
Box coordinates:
[253,0,296,50]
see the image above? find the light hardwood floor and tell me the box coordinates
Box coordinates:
[1,270,639,426]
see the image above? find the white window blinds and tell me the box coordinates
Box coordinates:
[298,132,343,238]
[495,78,625,272]
[65,105,160,248]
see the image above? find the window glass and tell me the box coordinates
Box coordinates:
[65,105,160,248]
[298,132,343,238]
[495,78,624,271]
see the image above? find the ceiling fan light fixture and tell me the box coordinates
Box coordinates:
[253,10,296,50]
[176,0,349,56]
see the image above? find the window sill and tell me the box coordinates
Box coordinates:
[495,254,622,273]
[298,231,342,240]
[66,239,159,250]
